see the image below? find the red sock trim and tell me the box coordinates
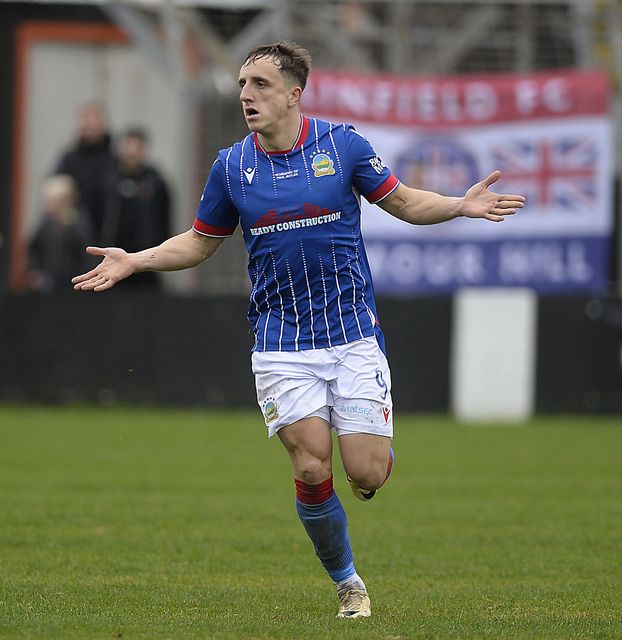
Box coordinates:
[379,449,394,489]
[385,452,394,481]
[295,475,334,505]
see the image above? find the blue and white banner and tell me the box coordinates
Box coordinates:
[304,69,614,294]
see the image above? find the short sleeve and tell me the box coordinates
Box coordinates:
[193,157,239,237]
[346,125,400,204]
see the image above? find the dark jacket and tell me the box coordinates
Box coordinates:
[28,212,95,293]
[55,135,117,242]
[101,163,171,289]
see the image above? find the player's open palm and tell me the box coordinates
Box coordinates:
[461,170,525,222]
[72,247,135,292]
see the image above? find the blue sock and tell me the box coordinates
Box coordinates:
[295,477,355,583]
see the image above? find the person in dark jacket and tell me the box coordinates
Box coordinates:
[28,175,95,294]
[101,127,171,290]
[55,101,116,242]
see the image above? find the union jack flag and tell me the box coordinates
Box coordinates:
[491,137,597,211]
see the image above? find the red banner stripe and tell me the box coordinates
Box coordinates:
[303,69,609,127]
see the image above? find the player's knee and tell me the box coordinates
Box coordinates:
[346,465,386,491]
[298,457,330,485]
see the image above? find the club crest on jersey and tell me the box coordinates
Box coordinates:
[310,150,335,177]
[262,397,279,423]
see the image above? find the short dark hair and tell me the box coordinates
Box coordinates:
[123,126,148,144]
[243,41,312,90]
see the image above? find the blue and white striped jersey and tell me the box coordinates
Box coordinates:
[193,116,400,352]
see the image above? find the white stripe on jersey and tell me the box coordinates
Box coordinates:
[249,261,262,346]
[300,144,312,189]
[269,250,285,350]
[267,153,278,197]
[351,230,377,327]
[285,259,300,351]
[262,269,271,350]
[328,125,344,184]
[313,119,320,152]
[224,147,234,199]
[239,137,248,202]
[317,254,332,347]
[251,260,276,351]
[331,237,347,342]
[299,242,316,349]
[345,248,364,340]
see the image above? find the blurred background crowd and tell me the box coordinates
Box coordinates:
[28,102,170,293]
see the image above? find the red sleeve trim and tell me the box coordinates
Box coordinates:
[365,173,400,204]
[192,218,236,237]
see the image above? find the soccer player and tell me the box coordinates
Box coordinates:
[72,42,525,619]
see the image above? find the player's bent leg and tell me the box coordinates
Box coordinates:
[339,434,394,501]
[328,337,394,502]
[277,415,333,484]
[278,416,371,618]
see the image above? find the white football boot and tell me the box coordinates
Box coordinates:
[336,583,371,619]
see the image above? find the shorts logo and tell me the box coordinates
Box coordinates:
[262,397,279,423]
[382,407,391,423]
[375,369,388,400]
[310,150,335,177]
[339,404,373,416]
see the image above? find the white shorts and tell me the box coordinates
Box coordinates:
[251,336,393,438]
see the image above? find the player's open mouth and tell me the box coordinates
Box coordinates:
[245,108,259,118]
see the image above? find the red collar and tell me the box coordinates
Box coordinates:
[253,116,310,156]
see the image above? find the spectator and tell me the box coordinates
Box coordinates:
[55,101,116,242]
[28,175,95,294]
[101,127,171,290]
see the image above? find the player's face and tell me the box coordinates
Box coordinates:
[238,57,296,135]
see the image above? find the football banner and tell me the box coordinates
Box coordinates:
[303,69,613,294]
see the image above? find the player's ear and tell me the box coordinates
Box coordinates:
[288,86,302,107]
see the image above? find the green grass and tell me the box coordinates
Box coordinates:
[0,407,621,639]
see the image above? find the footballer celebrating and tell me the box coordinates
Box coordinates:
[73,42,525,619]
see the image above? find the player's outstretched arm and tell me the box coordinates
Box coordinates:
[72,230,223,292]
[378,170,525,225]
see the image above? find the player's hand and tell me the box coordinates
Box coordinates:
[72,246,135,292]
[460,170,525,222]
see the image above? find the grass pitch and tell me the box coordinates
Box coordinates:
[0,407,621,639]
